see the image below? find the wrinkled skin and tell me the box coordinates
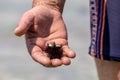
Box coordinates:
[14,6,76,67]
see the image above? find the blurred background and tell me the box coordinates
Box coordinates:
[0,0,98,80]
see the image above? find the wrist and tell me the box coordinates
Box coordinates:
[32,0,65,13]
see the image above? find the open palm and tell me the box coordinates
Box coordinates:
[14,6,76,67]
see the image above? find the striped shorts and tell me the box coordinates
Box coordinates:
[89,0,120,61]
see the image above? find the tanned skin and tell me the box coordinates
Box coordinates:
[14,0,76,67]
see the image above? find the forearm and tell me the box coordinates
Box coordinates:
[32,0,65,13]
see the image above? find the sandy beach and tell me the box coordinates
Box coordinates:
[0,0,98,80]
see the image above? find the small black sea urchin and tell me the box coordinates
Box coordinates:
[45,42,63,59]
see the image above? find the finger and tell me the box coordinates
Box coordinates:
[14,11,34,36]
[31,46,52,67]
[62,45,76,58]
[61,56,71,65]
[51,59,62,67]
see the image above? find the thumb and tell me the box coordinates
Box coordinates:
[14,11,34,36]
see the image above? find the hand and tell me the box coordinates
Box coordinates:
[14,6,76,67]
